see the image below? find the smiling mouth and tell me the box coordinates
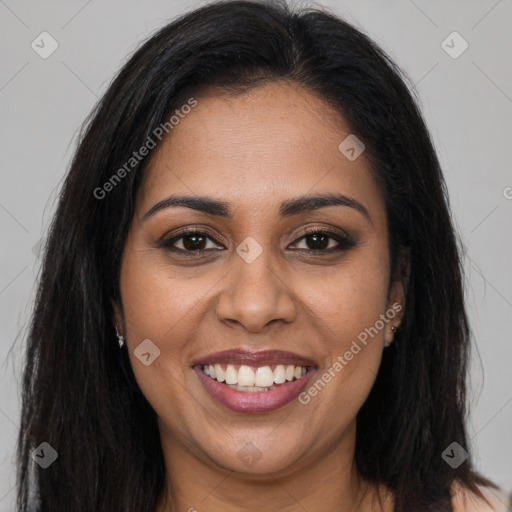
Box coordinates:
[191,349,317,413]
[200,363,311,392]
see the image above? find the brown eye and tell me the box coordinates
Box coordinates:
[290,230,356,253]
[303,233,330,250]
[160,228,355,256]
[161,230,224,252]
[181,233,207,250]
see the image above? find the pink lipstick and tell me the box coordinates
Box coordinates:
[192,349,317,413]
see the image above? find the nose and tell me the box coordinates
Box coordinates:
[216,250,297,333]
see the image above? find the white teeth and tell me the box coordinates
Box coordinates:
[214,363,225,382]
[227,384,278,392]
[254,366,274,387]
[273,365,286,384]
[237,365,255,386]
[225,364,238,385]
[202,363,309,387]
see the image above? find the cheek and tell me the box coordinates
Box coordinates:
[296,253,390,412]
[118,246,209,412]
[119,247,214,344]
[300,254,390,344]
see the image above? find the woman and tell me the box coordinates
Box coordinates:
[16,0,511,511]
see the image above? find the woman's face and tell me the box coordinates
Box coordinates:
[115,82,405,477]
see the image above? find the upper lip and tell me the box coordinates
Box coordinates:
[191,349,316,368]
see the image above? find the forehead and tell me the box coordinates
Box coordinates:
[137,82,385,221]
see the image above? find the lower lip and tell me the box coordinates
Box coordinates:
[194,366,316,413]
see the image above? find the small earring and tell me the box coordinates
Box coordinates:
[385,325,397,348]
[115,326,125,348]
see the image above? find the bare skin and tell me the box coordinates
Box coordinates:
[114,81,406,512]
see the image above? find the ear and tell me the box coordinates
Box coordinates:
[112,299,124,337]
[384,247,410,345]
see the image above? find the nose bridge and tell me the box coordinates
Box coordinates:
[216,239,296,332]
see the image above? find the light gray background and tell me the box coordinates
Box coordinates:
[1,0,511,509]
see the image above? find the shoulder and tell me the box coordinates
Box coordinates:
[451,482,511,512]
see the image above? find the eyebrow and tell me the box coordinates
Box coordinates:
[142,193,371,223]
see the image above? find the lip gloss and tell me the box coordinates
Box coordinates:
[194,365,316,413]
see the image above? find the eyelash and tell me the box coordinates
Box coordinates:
[159,227,356,256]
